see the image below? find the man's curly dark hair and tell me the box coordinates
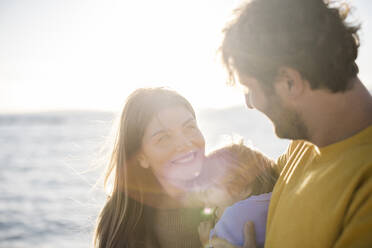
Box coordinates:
[220,0,360,92]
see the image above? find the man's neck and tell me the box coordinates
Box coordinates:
[304,78,372,148]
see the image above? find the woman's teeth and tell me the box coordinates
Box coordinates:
[172,151,196,164]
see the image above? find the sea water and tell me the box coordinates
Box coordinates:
[0,107,289,248]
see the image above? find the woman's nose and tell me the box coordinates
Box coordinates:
[174,134,193,151]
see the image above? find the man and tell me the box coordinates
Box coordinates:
[211,0,372,247]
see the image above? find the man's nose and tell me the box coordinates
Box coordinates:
[244,93,254,109]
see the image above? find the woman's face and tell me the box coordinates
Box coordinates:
[139,106,205,190]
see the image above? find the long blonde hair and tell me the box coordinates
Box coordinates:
[93,87,196,248]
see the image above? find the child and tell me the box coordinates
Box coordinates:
[197,142,278,248]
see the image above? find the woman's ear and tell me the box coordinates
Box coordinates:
[137,154,150,169]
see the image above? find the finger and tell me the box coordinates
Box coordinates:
[200,221,212,230]
[210,237,239,248]
[243,221,257,248]
[199,221,207,229]
[204,222,212,230]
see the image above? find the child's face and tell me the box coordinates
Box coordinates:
[201,154,252,207]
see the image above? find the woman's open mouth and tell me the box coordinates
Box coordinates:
[171,150,197,165]
[161,148,205,181]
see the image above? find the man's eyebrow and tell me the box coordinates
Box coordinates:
[182,118,195,126]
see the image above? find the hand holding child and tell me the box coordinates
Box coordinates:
[198,220,213,247]
[210,221,257,248]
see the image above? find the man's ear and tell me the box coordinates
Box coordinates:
[137,154,150,169]
[274,67,307,100]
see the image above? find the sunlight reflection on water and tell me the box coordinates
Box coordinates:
[0,108,288,247]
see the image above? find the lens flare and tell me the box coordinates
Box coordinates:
[202,207,214,216]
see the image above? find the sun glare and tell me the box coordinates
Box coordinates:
[1,0,370,113]
[0,0,246,113]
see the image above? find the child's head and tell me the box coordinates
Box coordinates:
[201,142,278,207]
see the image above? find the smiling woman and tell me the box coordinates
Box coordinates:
[139,106,206,198]
[93,87,208,248]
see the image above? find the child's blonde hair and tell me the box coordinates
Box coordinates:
[206,142,278,198]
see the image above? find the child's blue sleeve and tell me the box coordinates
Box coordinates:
[209,192,271,247]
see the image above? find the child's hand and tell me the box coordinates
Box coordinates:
[198,220,213,247]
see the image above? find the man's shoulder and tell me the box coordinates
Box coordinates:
[275,140,314,173]
[288,140,315,153]
[339,142,372,175]
[323,125,372,173]
[279,139,315,159]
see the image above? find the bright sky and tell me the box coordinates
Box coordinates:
[0,0,371,113]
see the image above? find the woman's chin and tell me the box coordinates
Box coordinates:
[166,153,204,182]
[166,162,203,182]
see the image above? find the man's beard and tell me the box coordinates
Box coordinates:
[264,94,309,141]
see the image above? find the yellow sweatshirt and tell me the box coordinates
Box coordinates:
[265,125,372,248]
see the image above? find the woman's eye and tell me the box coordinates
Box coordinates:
[157,134,171,143]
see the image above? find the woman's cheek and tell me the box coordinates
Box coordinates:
[195,131,206,148]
